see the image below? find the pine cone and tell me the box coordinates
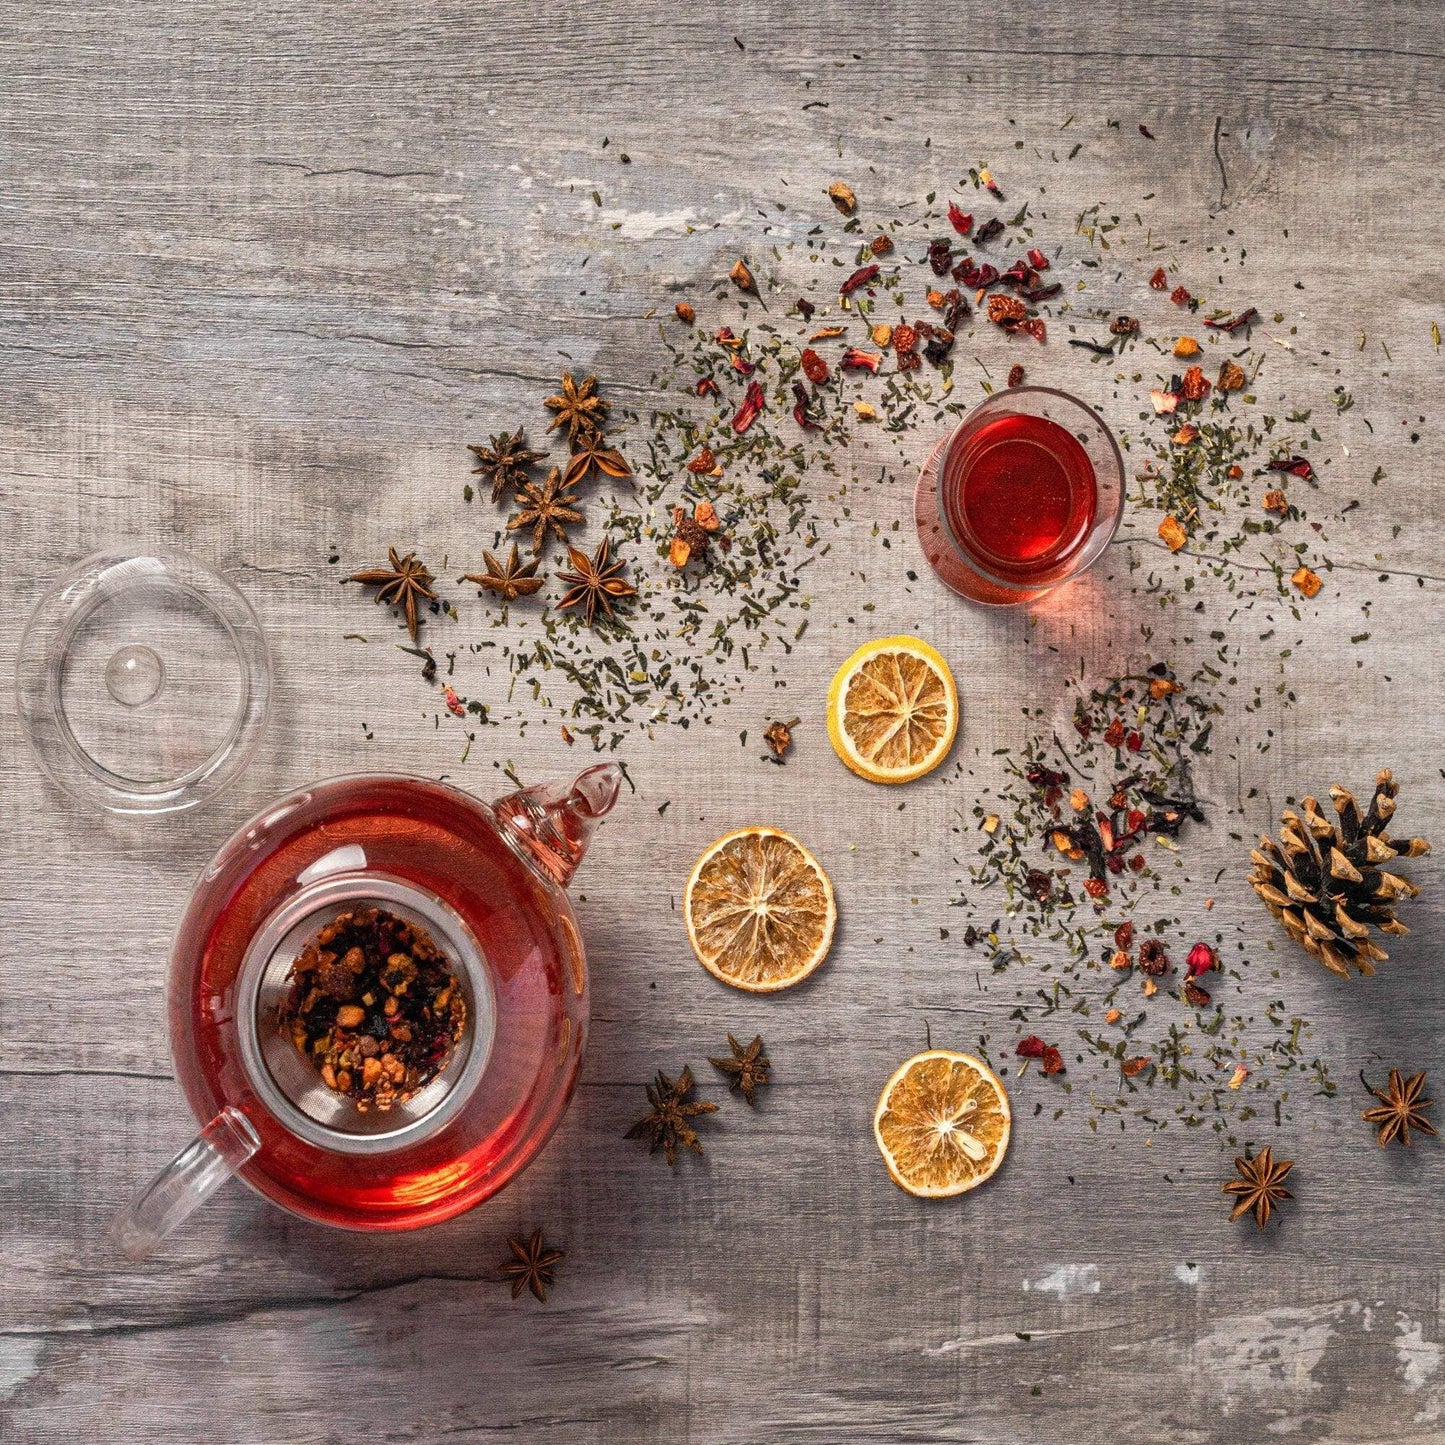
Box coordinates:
[1249,770,1430,977]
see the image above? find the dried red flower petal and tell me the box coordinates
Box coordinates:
[1016,1035,1047,1059]
[1269,455,1315,481]
[696,377,720,397]
[795,298,816,319]
[1007,364,1025,388]
[840,348,882,372]
[1204,307,1258,334]
[1149,267,1169,290]
[1170,285,1192,307]
[1026,247,1049,270]
[1180,365,1211,401]
[975,217,1005,246]
[839,263,880,295]
[1186,942,1217,977]
[1041,1046,1065,1076]
[730,353,756,376]
[800,348,829,384]
[442,684,465,717]
[1125,730,1143,752]
[791,382,821,431]
[927,239,954,276]
[730,381,764,434]
[1114,921,1134,950]
[947,203,973,236]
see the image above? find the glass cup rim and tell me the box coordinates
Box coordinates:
[930,384,1126,600]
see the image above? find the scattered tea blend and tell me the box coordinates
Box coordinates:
[280,905,467,1112]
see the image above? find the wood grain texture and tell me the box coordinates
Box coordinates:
[3,1,1444,1440]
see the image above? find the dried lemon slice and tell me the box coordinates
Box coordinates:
[827,635,958,784]
[684,827,836,992]
[873,1050,1011,1197]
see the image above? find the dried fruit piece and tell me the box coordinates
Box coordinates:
[1263,490,1288,515]
[1158,515,1188,552]
[800,348,829,384]
[827,180,857,215]
[1170,285,1191,306]
[1007,364,1025,388]
[674,301,696,324]
[686,447,716,474]
[986,293,1028,329]
[1291,565,1322,598]
[1217,359,1247,391]
[839,263,880,295]
[669,501,722,568]
[870,233,894,256]
[874,1050,1011,1197]
[870,323,893,348]
[1173,337,1200,357]
[1149,267,1169,290]
[841,348,882,372]
[1180,365,1210,401]
[729,258,757,294]
[685,827,836,991]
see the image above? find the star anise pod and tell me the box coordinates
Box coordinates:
[562,433,632,490]
[556,536,637,627]
[1362,1068,1437,1148]
[625,1066,718,1165]
[1221,1144,1294,1229]
[498,1228,565,1303]
[709,1033,771,1106]
[466,428,545,503]
[346,547,436,643]
[544,371,610,446]
[507,469,583,552]
[460,543,543,602]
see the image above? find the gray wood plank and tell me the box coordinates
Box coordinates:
[2,1,1444,1440]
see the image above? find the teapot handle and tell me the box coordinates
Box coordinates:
[110,1106,261,1260]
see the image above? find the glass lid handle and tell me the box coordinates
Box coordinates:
[109,1106,261,1260]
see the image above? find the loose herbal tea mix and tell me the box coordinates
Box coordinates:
[280,905,467,1111]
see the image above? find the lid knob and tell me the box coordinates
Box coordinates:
[493,763,622,889]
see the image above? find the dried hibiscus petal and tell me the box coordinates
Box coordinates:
[795,298,816,319]
[975,217,1006,246]
[1025,868,1052,902]
[1016,1035,1047,1059]
[1022,284,1061,303]
[1026,247,1049,270]
[730,380,764,434]
[800,347,829,384]
[1204,307,1258,333]
[953,260,999,289]
[1269,455,1315,481]
[947,203,973,236]
[1185,942,1216,977]
[927,239,954,276]
[839,263,880,295]
[840,348,882,372]
[696,377,720,397]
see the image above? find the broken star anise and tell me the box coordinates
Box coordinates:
[346,547,437,643]
[499,1229,565,1303]
[562,433,632,490]
[507,469,583,552]
[709,1033,771,1106]
[467,428,545,503]
[625,1065,718,1165]
[1221,1144,1294,1229]
[544,371,610,446]
[556,536,637,627]
[461,543,543,602]
[1362,1068,1437,1148]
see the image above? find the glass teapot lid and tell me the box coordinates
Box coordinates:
[15,547,272,815]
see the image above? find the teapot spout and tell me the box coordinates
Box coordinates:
[494,763,622,889]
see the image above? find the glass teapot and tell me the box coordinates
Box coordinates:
[112,764,621,1258]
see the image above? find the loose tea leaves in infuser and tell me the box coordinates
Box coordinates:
[278,905,467,1111]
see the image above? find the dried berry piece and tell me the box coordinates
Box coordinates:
[1149,267,1169,290]
[1217,359,1247,391]
[1169,284,1192,307]
[839,263,880,295]
[1110,315,1140,336]
[870,234,894,256]
[986,294,1028,329]
[1015,1036,1047,1059]
[674,301,696,324]
[1007,364,1025,388]
[1262,489,1288,515]
[827,180,857,215]
[686,447,716,474]
[800,348,829,384]
[1041,1046,1065,1075]
[1180,365,1211,400]
[1138,939,1171,976]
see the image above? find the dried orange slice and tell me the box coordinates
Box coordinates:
[684,827,836,992]
[873,1050,1011,1197]
[827,635,958,784]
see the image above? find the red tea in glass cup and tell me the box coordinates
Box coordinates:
[914,387,1124,606]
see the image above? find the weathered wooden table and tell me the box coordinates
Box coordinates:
[4,3,1444,1440]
